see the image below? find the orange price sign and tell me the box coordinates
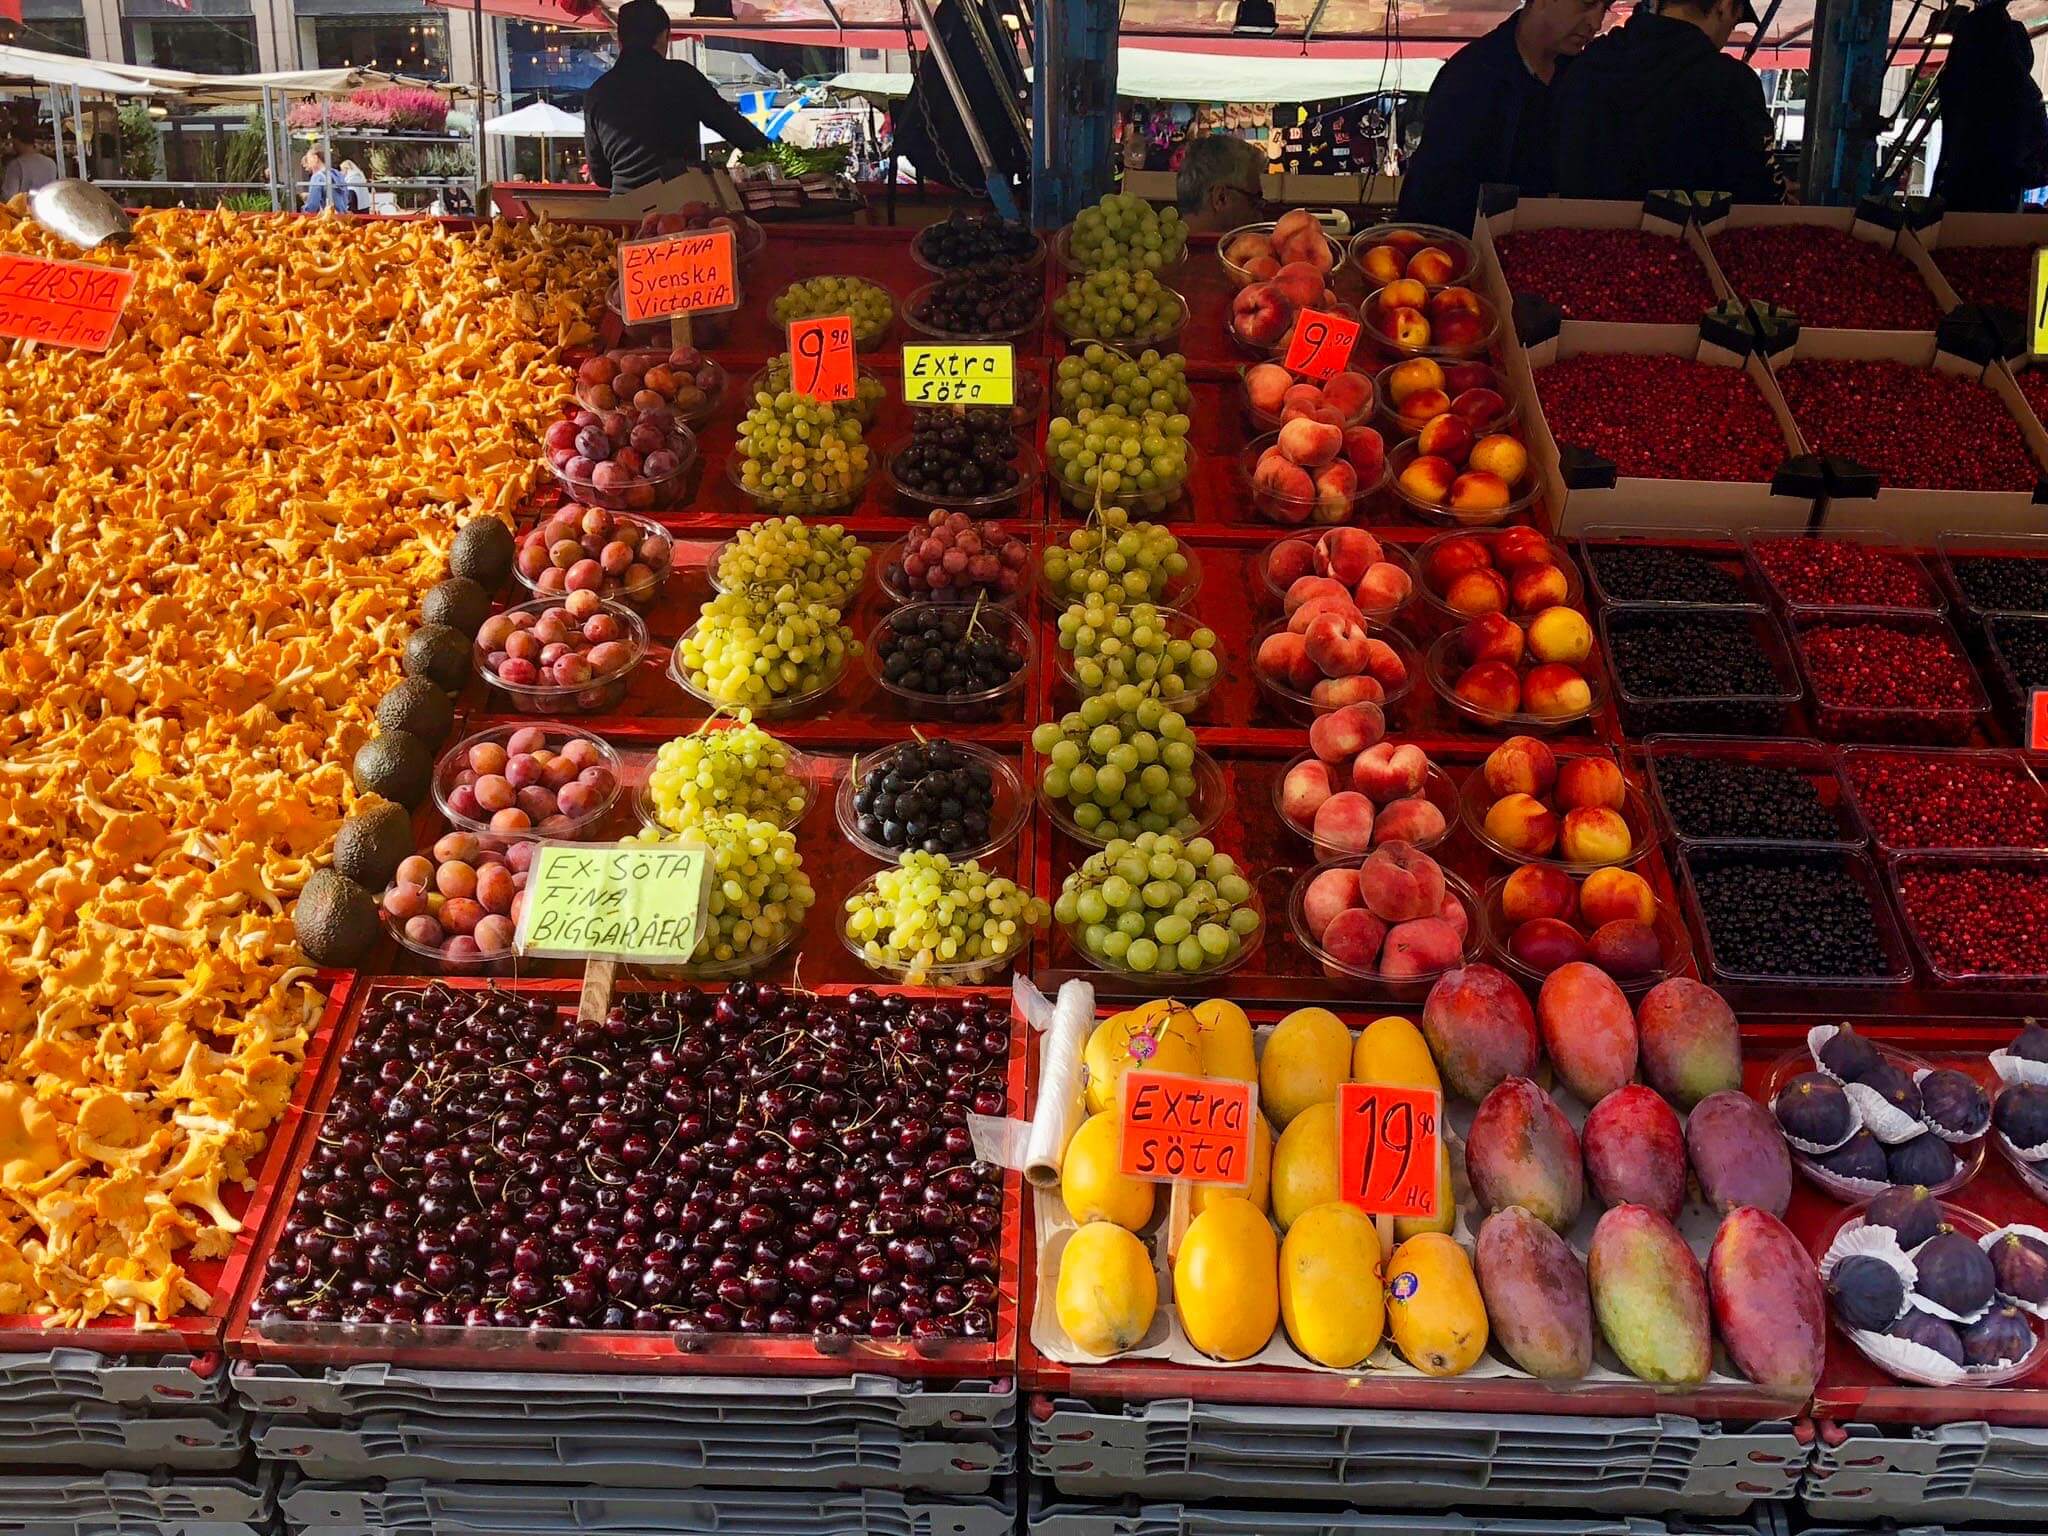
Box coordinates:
[2031,689,2048,751]
[1282,307,1361,381]
[1336,1081,1441,1219]
[789,314,857,404]
[0,253,135,352]
[617,227,737,325]
[1118,1071,1258,1186]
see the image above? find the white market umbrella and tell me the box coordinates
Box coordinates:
[484,101,585,183]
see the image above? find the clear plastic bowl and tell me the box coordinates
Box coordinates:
[1577,523,1764,611]
[1217,219,1349,289]
[1039,542,1202,617]
[1229,300,1360,362]
[1289,861,1482,996]
[1481,872,1690,998]
[1055,603,1218,714]
[545,422,698,513]
[1411,528,1583,630]
[879,435,1039,518]
[572,348,727,429]
[768,275,898,352]
[1271,751,1457,857]
[1601,606,1805,738]
[1062,883,1263,991]
[474,597,647,716]
[1256,537,1415,624]
[1239,360,1378,433]
[1038,745,1228,849]
[1346,223,1479,288]
[1640,735,1867,849]
[725,449,872,518]
[1744,528,1947,616]
[1051,222,1188,277]
[634,739,815,835]
[1761,1046,1984,1203]
[911,218,1045,275]
[879,524,1034,609]
[1252,620,1420,720]
[1051,295,1189,353]
[433,724,624,841]
[383,908,515,975]
[1786,609,1991,746]
[835,740,1030,865]
[1387,437,1539,528]
[513,508,678,609]
[1458,758,1655,875]
[1374,358,1519,441]
[901,280,1045,345]
[1045,461,1191,520]
[1239,430,1392,527]
[1361,283,1502,360]
[703,531,871,607]
[840,874,1038,986]
[744,360,886,429]
[866,601,1035,720]
[668,616,851,721]
[1423,629,1607,734]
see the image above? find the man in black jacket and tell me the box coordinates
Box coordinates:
[1932,0,2048,213]
[1551,0,1785,203]
[1396,0,1609,234]
[583,0,770,192]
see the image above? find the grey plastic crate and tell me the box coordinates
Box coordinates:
[0,1350,225,1409]
[279,1476,1017,1536]
[0,1465,278,1532]
[1027,1494,1790,1536]
[1801,1420,2048,1522]
[1031,1398,1804,1515]
[0,1402,245,1472]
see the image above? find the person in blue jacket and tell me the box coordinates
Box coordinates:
[300,147,352,214]
[1396,0,1610,234]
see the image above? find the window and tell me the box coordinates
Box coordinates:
[507,20,614,96]
[305,14,449,77]
[123,16,258,73]
[0,16,87,56]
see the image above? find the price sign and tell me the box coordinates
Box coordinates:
[789,314,857,403]
[2033,249,2048,359]
[1336,1081,1441,1220]
[902,343,1015,406]
[1282,306,1361,381]
[514,842,711,964]
[617,227,737,325]
[0,253,135,352]
[1117,1071,1258,1186]
[2031,688,2048,751]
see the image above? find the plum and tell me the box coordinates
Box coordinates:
[1829,1254,1906,1330]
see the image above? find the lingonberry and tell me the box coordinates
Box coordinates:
[1932,245,2031,311]
[1840,748,2048,851]
[1897,861,2048,978]
[1795,616,1984,740]
[1710,225,1941,330]
[1496,229,1715,324]
[1536,353,1785,482]
[1776,359,2039,493]
[1749,534,1938,610]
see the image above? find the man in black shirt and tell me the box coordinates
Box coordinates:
[583,0,771,192]
[1932,0,2048,213]
[1397,0,1609,234]
[1551,0,1784,203]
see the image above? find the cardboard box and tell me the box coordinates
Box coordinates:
[514,168,741,224]
[1694,201,1951,341]
[1905,209,2046,313]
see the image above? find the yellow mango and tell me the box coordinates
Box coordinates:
[1393,1139,1457,1241]
[1351,1015,1442,1094]
[1193,1109,1272,1216]
[1193,998,1256,1083]
[1259,1007,1352,1128]
[1271,1101,1341,1233]
[1280,1201,1386,1368]
[1057,1222,1158,1356]
[1085,1002,1199,1115]
[1061,1111,1156,1231]
[1174,1197,1279,1361]
[1385,1232,1488,1377]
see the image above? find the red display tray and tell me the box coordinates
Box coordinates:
[225,978,1029,1381]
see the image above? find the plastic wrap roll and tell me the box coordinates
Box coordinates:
[1021,975,1096,1187]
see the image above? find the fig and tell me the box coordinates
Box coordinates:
[1857,1060,1923,1121]
[1865,1185,1941,1249]
[1773,1071,1853,1146]
[1990,1231,2048,1307]
[1919,1068,1990,1139]
[1813,1128,1888,1185]
[1913,1231,1996,1318]
[2011,1022,2048,1063]
[1829,1254,1906,1331]
[1886,1133,1958,1190]
[1995,1083,2048,1153]
[1818,1022,1880,1081]
[1961,1305,2035,1368]
[1890,1310,1965,1366]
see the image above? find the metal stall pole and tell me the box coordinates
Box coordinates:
[903,0,1021,220]
[1030,0,1117,228]
[46,86,66,180]
[69,85,87,178]
[1801,0,1891,203]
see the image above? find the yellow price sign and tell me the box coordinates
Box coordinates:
[514,842,711,963]
[2033,248,2048,357]
[902,344,1015,407]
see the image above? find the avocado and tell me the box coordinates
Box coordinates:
[375,677,454,747]
[403,623,471,693]
[421,576,492,636]
[449,517,514,588]
[294,869,381,967]
[332,802,414,889]
[352,730,433,809]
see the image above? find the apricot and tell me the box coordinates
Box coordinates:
[1526,605,1593,665]
[1580,866,1656,927]
[1555,755,1626,811]
[1482,735,1557,799]
[1483,792,1559,857]
[1560,806,1633,866]
[1502,863,1577,924]
[1455,660,1523,716]
[1522,662,1591,719]
[1398,453,1456,506]
[1434,309,1489,349]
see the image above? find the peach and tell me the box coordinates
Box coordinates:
[1423,533,1491,589]
[1379,307,1432,349]
[1363,637,1410,691]
[1257,629,1321,693]
[1273,260,1329,311]
[1396,386,1452,423]
[1437,889,1470,943]
[1281,382,1327,421]
[1429,285,1483,319]
[1355,561,1413,611]
[1313,461,1360,522]
[1359,243,1406,285]
[1382,356,1444,405]
[1416,413,1476,464]
[1381,916,1463,977]
[1483,792,1559,857]
[1560,806,1633,866]
[1313,791,1377,854]
[1352,741,1428,800]
[1492,527,1552,570]
[1590,919,1663,980]
[1254,450,1315,514]
[1434,309,1489,349]
[1374,795,1447,846]
[1281,757,1336,825]
[1377,277,1428,312]
[1398,453,1457,506]
[1448,471,1512,512]
[1443,360,1494,393]
[1278,416,1343,469]
[1460,611,1525,667]
[1444,567,1510,617]
[1555,755,1625,812]
[1245,254,1281,282]
[1359,841,1448,922]
[1509,917,1588,975]
[1303,864,1365,939]
[1455,660,1523,716]
[1316,526,1384,585]
[1268,537,1318,588]
[1309,701,1385,763]
[1510,564,1572,614]
[1342,425,1387,482]
[1272,209,1329,267]
[1233,282,1291,347]
[1450,386,1508,426]
[1311,674,1385,708]
[1526,605,1593,665]
[1305,611,1373,678]
[1285,573,1351,616]
[1483,736,1558,800]
[1523,662,1592,719]
[1245,362,1293,415]
[1290,593,1366,635]
[1407,246,1457,286]
[1322,906,1391,970]
[1324,371,1372,419]
[1224,230,1275,266]
[1469,434,1529,484]
[1502,863,1577,924]
[1581,867,1656,927]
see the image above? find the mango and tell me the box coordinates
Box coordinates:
[1708,1206,1824,1397]
[1085,1001,1200,1114]
[1537,962,1637,1104]
[1466,1077,1583,1230]
[1280,1201,1386,1367]
[1056,1222,1158,1356]
[1386,1231,1488,1376]
[1272,1101,1341,1231]
[1587,1204,1711,1385]
[1395,1139,1457,1240]
[1260,1007,1352,1127]
[1061,1110,1156,1230]
[1193,1108,1272,1217]
[1636,977,1741,1108]
[1420,964,1539,1101]
[1581,1084,1685,1219]
[1686,1089,1791,1217]
[1474,1206,1592,1379]
[1175,1197,1279,1361]
[1352,1014,1441,1093]
[1193,998,1257,1083]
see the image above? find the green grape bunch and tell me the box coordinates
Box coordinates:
[1045,404,1192,515]
[843,851,1049,982]
[1057,599,1218,702]
[1052,267,1186,345]
[1042,508,1192,607]
[771,275,895,346]
[1054,344,1192,417]
[1065,193,1189,272]
[628,812,815,972]
[677,587,855,710]
[1032,691,1205,842]
[715,516,870,609]
[737,391,871,512]
[1056,832,1260,975]
[646,715,808,833]
[757,352,886,426]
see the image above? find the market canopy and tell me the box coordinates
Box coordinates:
[0,44,469,104]
[483,100,586,136]
[830,47,1440,105]
[0,45,178,97]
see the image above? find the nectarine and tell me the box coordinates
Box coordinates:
[1482,735,1557,799]
[1555,754,1626,811]
[1523,662,1592,719]
[1483,791,1560,857]
[1460,611,1525,667]
[1510,564,1571,614]
[1443,566,1510,618]
[1560,806,1633,866]
[1416,413,1476,464]
[1580,866,1656,927]
[1509,917,1588,975]
[1397,453,1456,506]
[1501,863,1577,924]
[1455,659,1523,716]
[1526,606,1593,665]
[1423,533,1492,589]
[1447,471,1512,512]
[1382,357,1444,406]
[1468,434,1529,484]
[1406,245,1457,286]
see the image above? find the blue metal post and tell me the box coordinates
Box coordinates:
[1803,0,1891,203]
[1031,0,1120,229]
